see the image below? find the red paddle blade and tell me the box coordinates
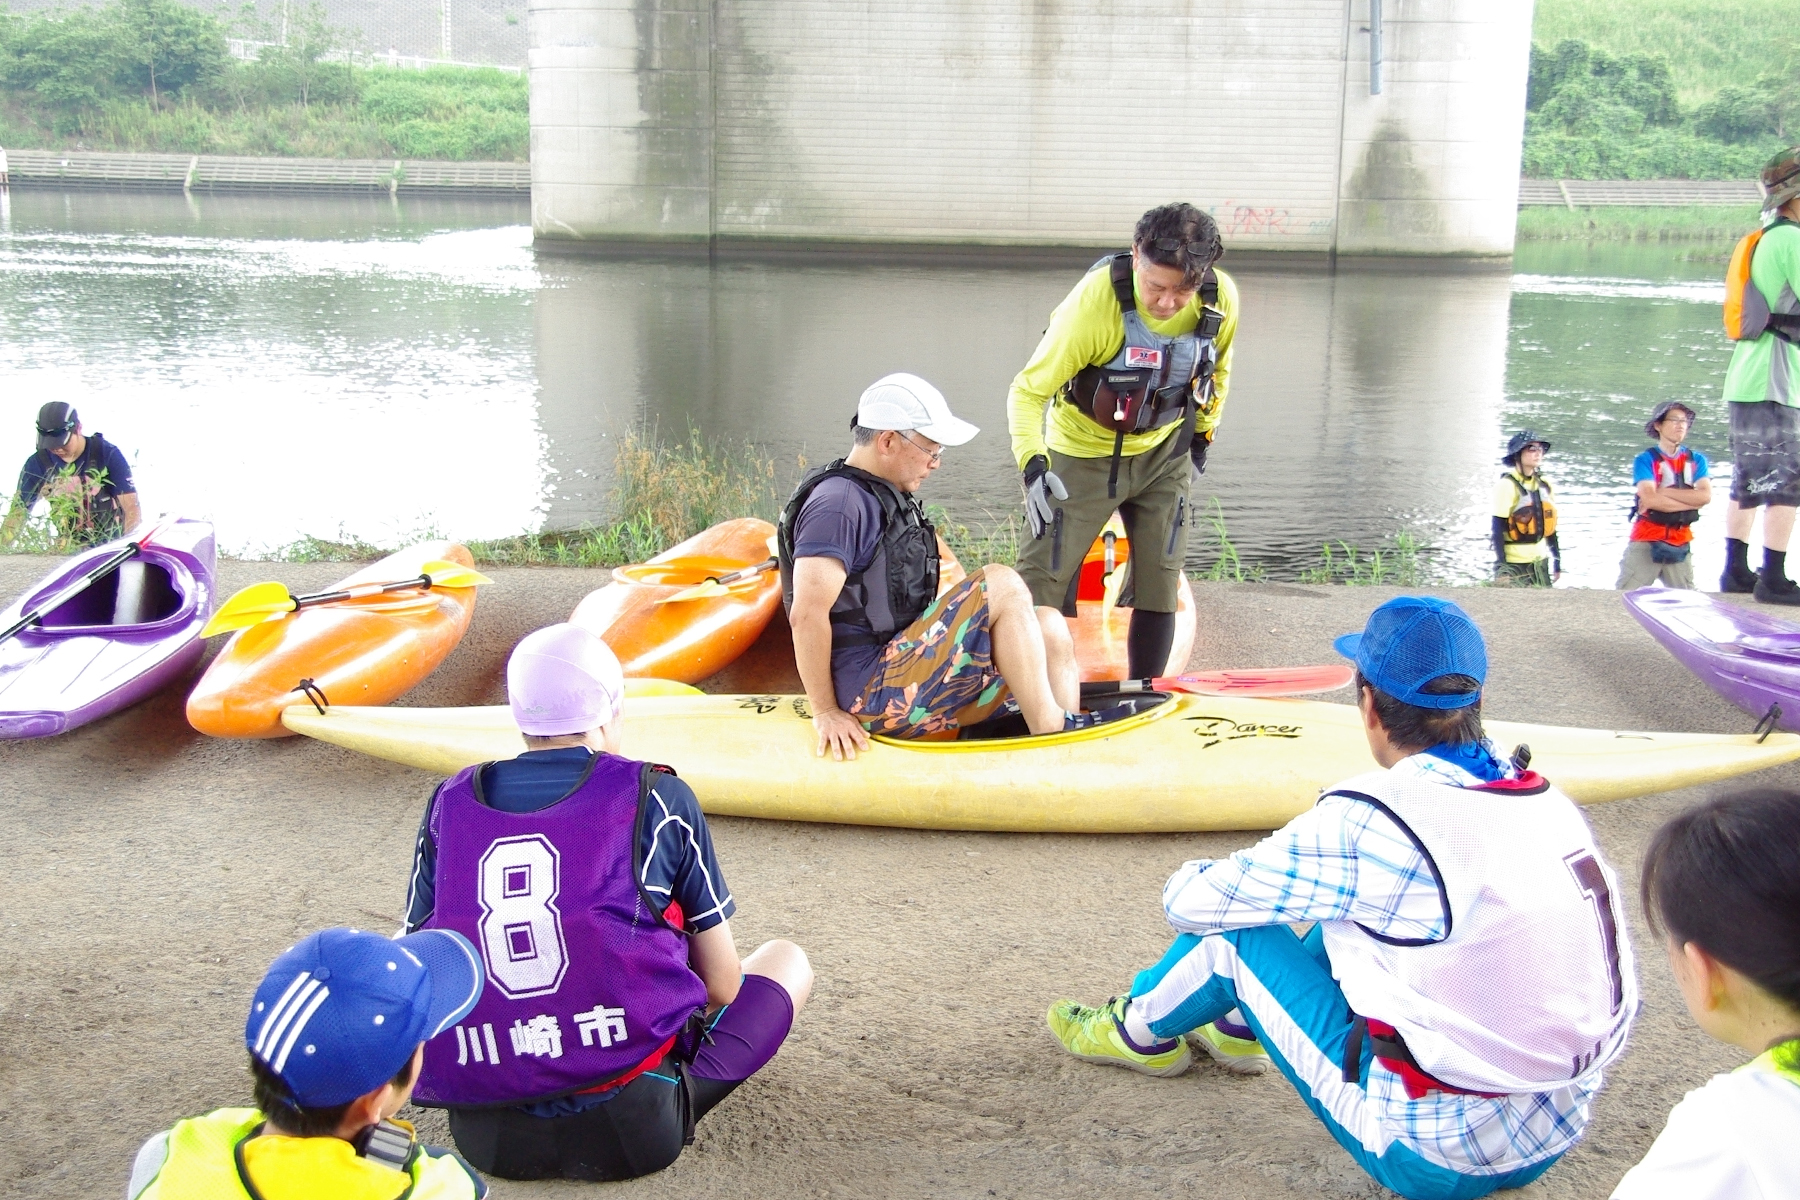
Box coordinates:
[1155,665,1355,697]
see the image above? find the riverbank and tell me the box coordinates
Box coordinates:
[0,558,1774,1198]
[0,147,527,194]
[1517,203,1761,241]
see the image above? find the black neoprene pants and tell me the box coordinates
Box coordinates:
[1127,608,1178,680]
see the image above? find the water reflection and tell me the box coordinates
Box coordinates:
[0,191,1743,589]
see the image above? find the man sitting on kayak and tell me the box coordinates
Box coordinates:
[779,372,1112,758]
[400,623,813,1181]
[1045,596,1638,1200]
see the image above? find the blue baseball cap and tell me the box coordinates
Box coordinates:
[246,927,482,1108]
[1333,596,1487,710]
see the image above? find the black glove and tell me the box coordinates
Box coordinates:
[1021,455,1068,540]
[1189,435,1210,476]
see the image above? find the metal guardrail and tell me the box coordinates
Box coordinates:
[1519,179,1762,208]
[1,149,530,195]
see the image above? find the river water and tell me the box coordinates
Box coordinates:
[0,189,1741,589]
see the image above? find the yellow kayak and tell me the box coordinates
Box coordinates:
[281,691,1800,833]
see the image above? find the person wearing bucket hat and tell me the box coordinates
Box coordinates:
[1493,430,1561,587]
[780,371,1122,755]
[1719,147,1800,603]
[397,623,813,1182]
[1,401,141,548]
[125,926,489,1200]
[1046,596,1636,1200]
[1617,402,1711,590]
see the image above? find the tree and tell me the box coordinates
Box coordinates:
[247,1,356,107]
[116,0,229,105]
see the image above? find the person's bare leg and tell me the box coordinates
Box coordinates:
[1764,505,1797,553]
[1035,606,1080,714]
[739,939,814,1012]
[980,565,1065,734]
[1727,498,1756,541]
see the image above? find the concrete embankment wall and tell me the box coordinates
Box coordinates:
[528,0,1533,257]
[0,149,529,196]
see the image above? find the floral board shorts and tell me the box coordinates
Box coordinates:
[848,568,1017,738]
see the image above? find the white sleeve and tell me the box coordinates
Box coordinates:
[1610,1083,1762,1200]
[126,1131,171,1200]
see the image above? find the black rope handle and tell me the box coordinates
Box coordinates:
[1755,703,1782,744]
[292,678,330,716]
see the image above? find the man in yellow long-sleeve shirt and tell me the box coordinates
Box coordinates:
[1008,203,1239,679]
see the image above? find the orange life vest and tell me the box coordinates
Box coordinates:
[1725,218,1800,345]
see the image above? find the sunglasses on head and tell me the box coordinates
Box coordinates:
[1144,237,1217,260]
[38,423,72,437]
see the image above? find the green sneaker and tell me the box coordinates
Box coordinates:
[1189,1018,1272,1076]
[1046,996,1191,1077]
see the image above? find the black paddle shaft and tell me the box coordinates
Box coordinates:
[0,541,144,644]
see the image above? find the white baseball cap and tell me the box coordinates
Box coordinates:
[855,373,979,447]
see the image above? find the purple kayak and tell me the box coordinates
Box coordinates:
[0,518,216,738]
[1624,587,1800,732]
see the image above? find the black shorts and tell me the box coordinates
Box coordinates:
[1728,400,1800,507]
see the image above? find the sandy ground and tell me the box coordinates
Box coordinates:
[0,559,1787,1199]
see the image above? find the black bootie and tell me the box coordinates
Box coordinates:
[1754,549,1800,605]
[1722,538,1759,593]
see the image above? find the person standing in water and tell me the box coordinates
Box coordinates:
[1493,430,1560,587]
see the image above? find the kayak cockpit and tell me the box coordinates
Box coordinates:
[870,690,1181,752]
[27,556,196,635]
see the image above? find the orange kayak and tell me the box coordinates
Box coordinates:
[1067,524,1197,681]
[187,541,480,738]
[570,518,781,684]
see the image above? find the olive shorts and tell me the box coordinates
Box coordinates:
[1016,444,1192,614]
[1616,540,1696,590]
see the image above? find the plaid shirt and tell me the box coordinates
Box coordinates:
[1161,750,1605,1175]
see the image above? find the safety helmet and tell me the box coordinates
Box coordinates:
[1502,430,1551,465]
[507,623,624,736]
[1761,146,1800,213]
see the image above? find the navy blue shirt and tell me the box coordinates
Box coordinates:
[790,476,887,710]
[15,433,136,544]
[402,747,735,934]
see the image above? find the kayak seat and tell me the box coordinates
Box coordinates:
[38,560,183,629]
[957,691,1172,742]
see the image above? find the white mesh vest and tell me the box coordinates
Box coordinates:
[1320,768,1637,1094]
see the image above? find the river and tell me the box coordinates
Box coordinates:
[0,188,1741,590]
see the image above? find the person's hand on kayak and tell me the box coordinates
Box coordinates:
[812,705,870,761]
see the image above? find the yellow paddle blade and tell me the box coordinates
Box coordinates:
[419,560,493,589]
[202,581,298,637]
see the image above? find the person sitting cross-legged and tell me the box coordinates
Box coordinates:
[779,372,1116,760]
[1045,596,1639,1200]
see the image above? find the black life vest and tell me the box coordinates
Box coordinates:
[777,460,940,649]
[1063,253,1223,439]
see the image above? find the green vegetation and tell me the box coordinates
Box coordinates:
[1525,2,1796,180]
[1297,533,1427,587]
[1195,498,1263,584]
[1517,203,1761,241]
[0,0,527,160]
[0,464,124,553]
[929,506,1021,570]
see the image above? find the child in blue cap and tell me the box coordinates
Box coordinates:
[126,926,488,1200]
[1045,596,1639,1200]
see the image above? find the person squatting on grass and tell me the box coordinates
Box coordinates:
[1045,596,1638,1200]
[1611,788,1800,1199]
[127,926,489,1200]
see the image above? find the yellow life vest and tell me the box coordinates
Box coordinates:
[1502,471,1556,544]
[1747,1039,1800,1086]
[130,1108,484,1200]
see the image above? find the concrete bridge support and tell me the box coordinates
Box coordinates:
[528,0,1532,257]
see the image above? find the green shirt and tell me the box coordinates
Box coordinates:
[1724,220,1800,406]
[1007,261,1240,468]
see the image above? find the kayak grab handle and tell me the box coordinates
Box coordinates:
[1754,703,1782,744]
[293,678,331,716]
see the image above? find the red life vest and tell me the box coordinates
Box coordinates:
[1630,446,1702,545]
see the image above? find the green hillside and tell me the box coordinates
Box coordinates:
[1533,0,1796,105]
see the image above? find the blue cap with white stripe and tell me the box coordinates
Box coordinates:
[246,927,482,1108]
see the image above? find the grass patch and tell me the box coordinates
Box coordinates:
[928,506,1021,570]
[1194,497,1264,583]
[1517,203,1762,241]
[1534,0,1797,105]
[1296,533,1428,587]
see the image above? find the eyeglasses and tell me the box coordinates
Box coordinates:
[1144,237,1215,260]
[896,431,944,463]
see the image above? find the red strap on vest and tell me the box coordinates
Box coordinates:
[1366,1019,1507,1100]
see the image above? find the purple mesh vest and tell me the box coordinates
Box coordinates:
[413,753,708,1108]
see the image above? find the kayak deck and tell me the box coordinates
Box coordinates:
[282,692,1800,832]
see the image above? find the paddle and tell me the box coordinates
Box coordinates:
[1081,664,1355,699]
[202,560,492,637]
[657,556,778,604]
[0,519,171,646]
